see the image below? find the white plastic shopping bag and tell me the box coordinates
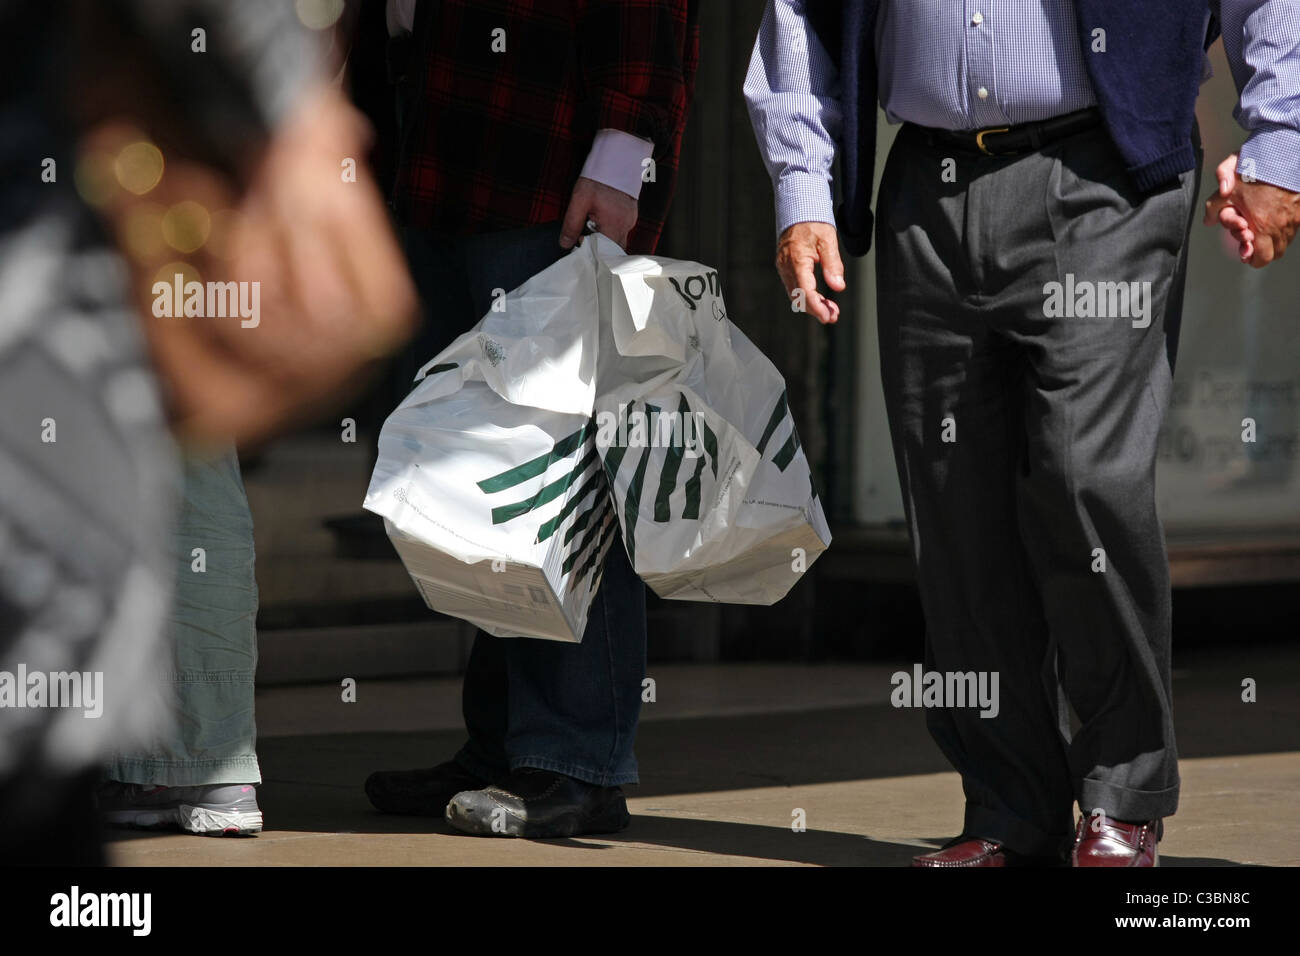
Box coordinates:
[364,245,616,642]
[365,235,831,642]
[589,235,832,603]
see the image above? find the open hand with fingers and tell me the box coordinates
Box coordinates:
[1203,153,1300,267]
[776,221,845,324]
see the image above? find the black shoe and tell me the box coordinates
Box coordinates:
[444,768,631,838]
[365,760,490,816]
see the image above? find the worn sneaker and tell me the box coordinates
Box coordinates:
[365,760,490,816]
[97,782,263,836]
[445,768,630,838]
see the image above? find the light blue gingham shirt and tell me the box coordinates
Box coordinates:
[745,0,1300,236]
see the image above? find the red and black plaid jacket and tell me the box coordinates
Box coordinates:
[389,0,698,255]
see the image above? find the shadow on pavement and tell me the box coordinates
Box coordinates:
[105,650,1300,866]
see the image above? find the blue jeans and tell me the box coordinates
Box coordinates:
[398,221,647,787]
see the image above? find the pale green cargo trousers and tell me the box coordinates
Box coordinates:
[105,451,260,786]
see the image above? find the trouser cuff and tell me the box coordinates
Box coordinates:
[511,755,638,788]
[1078,777,1179,826]
[964,802,1072,858]
[103,756,262,787]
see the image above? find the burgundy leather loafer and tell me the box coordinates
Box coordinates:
[912,837,1009,867]
[1072,815,1159,867]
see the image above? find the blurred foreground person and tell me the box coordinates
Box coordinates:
[0,0,415,862]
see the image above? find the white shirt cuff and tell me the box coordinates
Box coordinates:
[580,129,656,200]
[386,0,417,37]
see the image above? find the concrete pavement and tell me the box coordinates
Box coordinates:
[107,646,1300,866]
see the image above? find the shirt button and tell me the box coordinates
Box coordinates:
[977,86,989,100]
[971,11,983,25]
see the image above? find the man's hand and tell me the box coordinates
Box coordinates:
[560,176,638,249]
[776,221,845,324]
[1203,153,1300,267]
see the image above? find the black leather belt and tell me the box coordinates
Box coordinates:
[908,107,1102,157]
